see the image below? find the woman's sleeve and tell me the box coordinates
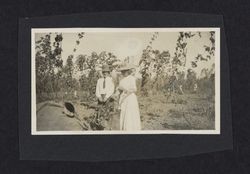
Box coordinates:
[130,76,137,92]
[118,79,125,91]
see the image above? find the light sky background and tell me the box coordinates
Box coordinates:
[35,31,215,76]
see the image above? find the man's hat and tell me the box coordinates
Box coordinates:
[102,65,110,72]
[64,102,75,118]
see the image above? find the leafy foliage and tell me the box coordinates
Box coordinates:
[36,31,216,103]
[139,49,171,95]
[36,32,86,101]
[172,32,195,67]
[35,33,63,95]
[191,31,215,68]
[73,32,85,53]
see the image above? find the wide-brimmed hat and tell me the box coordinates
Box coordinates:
[118,63,136,71]
[102,65,110,72]
[63,102,75,118]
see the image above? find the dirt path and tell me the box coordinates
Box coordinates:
[37,101,83,131]
[140,93,215,130]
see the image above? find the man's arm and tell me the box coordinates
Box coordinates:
[105,78,115,99]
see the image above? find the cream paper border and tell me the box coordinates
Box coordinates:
[31,28,220,135]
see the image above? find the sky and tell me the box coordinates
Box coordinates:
[35,31,215,77]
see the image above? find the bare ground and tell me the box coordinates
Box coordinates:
[36,93,215,131]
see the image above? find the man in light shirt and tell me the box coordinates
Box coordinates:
[95,65,115,103]
[94,64,115,130]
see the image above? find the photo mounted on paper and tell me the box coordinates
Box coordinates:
[31,28,220,135]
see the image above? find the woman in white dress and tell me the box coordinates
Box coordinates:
[118,64,141,131]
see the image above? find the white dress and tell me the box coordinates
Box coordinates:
[119,75,141,130]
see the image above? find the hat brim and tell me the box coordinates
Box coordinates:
[118,68,132,71]
[102,70,110,72]
[118,65,136,71]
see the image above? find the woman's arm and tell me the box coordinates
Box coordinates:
[127,88,136,93]
[117,85,126,92]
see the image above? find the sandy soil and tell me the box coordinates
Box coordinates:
[36,93,215,131]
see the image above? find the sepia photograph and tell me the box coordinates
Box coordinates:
[31,28,220,135]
